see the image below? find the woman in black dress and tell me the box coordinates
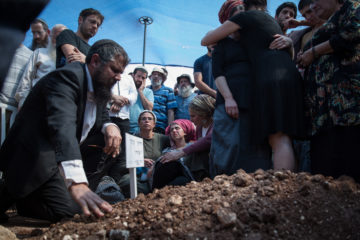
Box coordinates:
[202,0,304,171]
[210,0,272,177]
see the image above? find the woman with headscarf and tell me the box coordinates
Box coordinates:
[202,0,304,171]
[210,0,272,177]
[158,94,216,184]
[297,0,360,182]
[151,119,196,189]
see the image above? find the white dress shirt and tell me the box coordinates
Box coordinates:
[109,75,137,119]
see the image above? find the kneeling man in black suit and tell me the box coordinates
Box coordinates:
[0,39,129,222]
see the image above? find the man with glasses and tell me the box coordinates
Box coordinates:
[30,18,50,50]
[56,8,104,68]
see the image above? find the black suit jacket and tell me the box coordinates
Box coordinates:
[0,62,110,198]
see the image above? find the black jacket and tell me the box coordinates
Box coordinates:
[0,62,110,198]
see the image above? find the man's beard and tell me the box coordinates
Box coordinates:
[93,70,113,106]
[135,81,142,89]
[80,24,92,40]
[47,42,56,62]
[179,85,193,98]
[151,78,162,87]
[31,38,48,50]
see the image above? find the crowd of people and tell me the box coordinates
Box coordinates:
[0,0,359,224]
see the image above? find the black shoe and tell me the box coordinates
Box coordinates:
[0,178,13,223]
[0,212,9,223]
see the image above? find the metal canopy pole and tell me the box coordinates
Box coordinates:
[138,16,153,66]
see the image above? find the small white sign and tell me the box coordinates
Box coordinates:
[125,133,144,168]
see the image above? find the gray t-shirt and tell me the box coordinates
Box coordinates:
[56,29,90,68]
[137,132,170,161]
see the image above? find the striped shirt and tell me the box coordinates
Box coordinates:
[149,85,177,130]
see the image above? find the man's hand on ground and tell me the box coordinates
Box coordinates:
[69,183,112,217]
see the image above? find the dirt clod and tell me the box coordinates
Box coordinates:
[0,225,17,240]
[168,194,182,206]
[216,207,237,227]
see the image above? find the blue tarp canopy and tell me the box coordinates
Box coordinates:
[24,0,300,67]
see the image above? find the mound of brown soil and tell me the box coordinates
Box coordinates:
[7,170,360,239]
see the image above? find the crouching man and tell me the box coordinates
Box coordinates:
[0,39,129,222]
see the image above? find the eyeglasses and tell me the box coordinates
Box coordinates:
[140,117,154,121]
[32,30,45,36]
